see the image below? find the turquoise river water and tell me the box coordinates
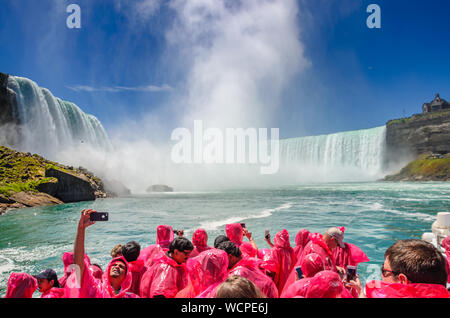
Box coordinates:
[1,182,449,297]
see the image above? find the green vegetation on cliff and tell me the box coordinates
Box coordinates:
[0,146,92,198]
[384,153,450,181]
[387,109,450,126]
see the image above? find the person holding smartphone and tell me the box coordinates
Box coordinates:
[73,209,139,298]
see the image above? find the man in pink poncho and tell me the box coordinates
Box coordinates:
[300,227,347,275]
[72,209,139,298]
[260,229,297,294]
[332,227,369,268]
[190,228,213,258]
[140,236,194,298]
[218,241,278,298]
[365,239,449,298]
[5,273,37,298]
[176,249,229,298]
[121,241,146,296]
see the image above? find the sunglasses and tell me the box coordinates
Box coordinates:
[381,263,400,277]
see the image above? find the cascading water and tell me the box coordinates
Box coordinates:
[279,126,387,181]
[6,76,111,157]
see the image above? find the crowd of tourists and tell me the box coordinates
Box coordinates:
[4,209,450,298]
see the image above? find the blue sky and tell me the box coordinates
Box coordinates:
[1,0,449,139]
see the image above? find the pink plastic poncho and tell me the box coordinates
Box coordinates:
[176,249,229,298]
[365,280,450,298]
[59,252,91,288]
[190,228,212,258]
[300,233,336,272]
[333,243,369,268]
[225,223,244,248]
[293,229,310,259]
[138,244,165,268]
[260,229,297,293]
[89,264,103,281]
[68,256,138,298]
[230,257,279,298]
[305,271,352,298]
[282,253,326,295]
[240,242,258,259]
[157,225,175,250]
[41,288,65,298]
[5,273,37,298]
[280,277,313,298]
[128,259,146,296]
[140,252,188,298]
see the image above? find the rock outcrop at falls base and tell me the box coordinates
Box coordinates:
[0,146,110,215]
[384,111,450,181]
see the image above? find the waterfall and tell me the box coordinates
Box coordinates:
[6,76,111,157]
[279,126,387,181]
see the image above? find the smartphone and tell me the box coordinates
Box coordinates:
[295,266,303,279]
[240,223,246,229]
[90,212,109,222]
[347,265,357,281]
[264,229,270,239]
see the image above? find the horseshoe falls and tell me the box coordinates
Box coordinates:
[279,126,387,182]
[5,76,111,157]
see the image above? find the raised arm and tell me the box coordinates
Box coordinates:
[74,209,96,277]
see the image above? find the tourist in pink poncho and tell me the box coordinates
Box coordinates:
[190,228,213,258]
[260,229,297,293]
[281,253,326,297]
[5,272,37,298]
[304,271,353,298]
[34,269,65,298]
[332,227,369,268]
[442,236,450,284]
[300,228,344,273]
[138,225,174,267]
[225,223,244,248]
[218,241,278,298]
[140,236,193,298]
[176,249,229,298]
[293,229,310,259]
[365,239,449,298]
[71,209,139,298]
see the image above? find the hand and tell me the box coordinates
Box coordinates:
[336,266,346,279]
[78,209,96,230]
[243,228,253,240]
[177,230,184,237]
[344,275,364,298]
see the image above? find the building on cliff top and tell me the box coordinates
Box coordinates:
[422,93,450,113]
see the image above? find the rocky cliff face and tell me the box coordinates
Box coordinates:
[385,111,450,170]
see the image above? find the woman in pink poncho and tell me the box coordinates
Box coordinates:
[190,228,212,258]
[260,229,297,293]
[5,273,37,298]
[176,249,229,298]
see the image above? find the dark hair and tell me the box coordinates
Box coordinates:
[121,241,141,262]
[214,235,230,248]
[385,239,448,286]
[91,263,103,271]
[169,237,194,254]
[216,275,265,298]
[217,241,241,258]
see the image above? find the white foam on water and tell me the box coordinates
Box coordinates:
[196,202,293,232]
